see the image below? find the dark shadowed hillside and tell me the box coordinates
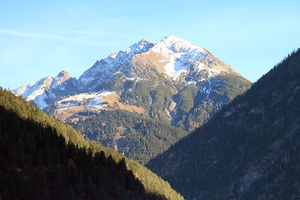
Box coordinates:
[0,107,167,199]
[0,88,183,200]
[147,49,300,199]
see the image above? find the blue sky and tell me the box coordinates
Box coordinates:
[0,0,299,89]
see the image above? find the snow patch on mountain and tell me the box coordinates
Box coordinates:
[13,70,78,110]
[150,35,221,80]
[187,80,197,86]
[198,78,213,99]
[57,91,116,111]
[14,76,54,101]
[34,93,48,110]
[161,35,204,53]
[163,57,186,79]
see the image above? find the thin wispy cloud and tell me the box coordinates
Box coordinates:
[0,29,68,40]
[0,29,112,47]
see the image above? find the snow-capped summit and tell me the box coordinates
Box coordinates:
[77,35,238,91]
[159,35,204,53]
[137,35,237,80]
[145,35,207,79]
[53,70,71,88]
[14,35,245,115]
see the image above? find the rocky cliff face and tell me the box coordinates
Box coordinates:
[147,49,300,199]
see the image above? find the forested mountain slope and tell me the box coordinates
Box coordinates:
[147,49,300,199]
[0,88,183,200]
[69,110,187,164]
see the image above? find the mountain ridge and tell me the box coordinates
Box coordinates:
[14,35,245,104]
[14,35,250,127]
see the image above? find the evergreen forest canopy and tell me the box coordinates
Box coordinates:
[69,110,188,165]
[147,49,300,199]
[0,88,183,200]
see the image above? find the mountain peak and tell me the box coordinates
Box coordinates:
[162,35,189,43]
[125,39,154,56]
[151,35,204,57]
[138,38,152,45]
[16,36,247,111]
[54,70,71,87]
[56,70,70,79]
[159,35,202,52]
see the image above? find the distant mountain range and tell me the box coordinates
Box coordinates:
[147,49,300,199]
[14,35,251,164]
